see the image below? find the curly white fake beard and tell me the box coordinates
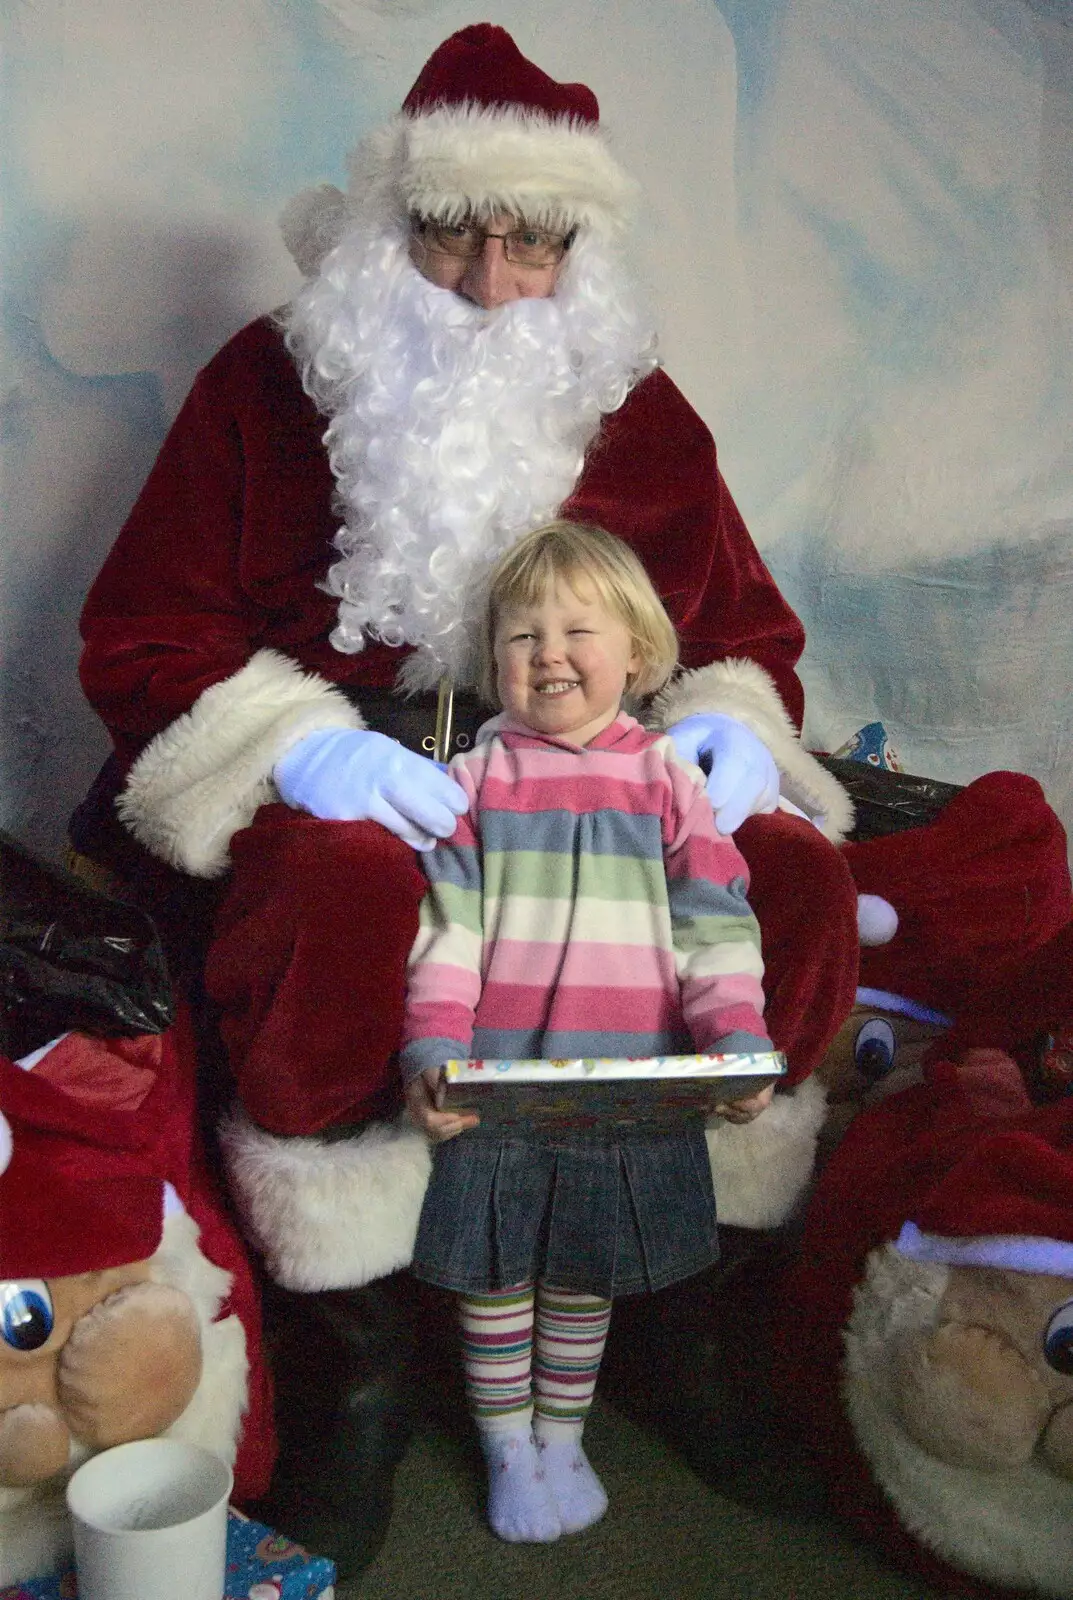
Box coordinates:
[284,223,657,690]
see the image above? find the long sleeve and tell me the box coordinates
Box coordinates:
[400,762,485,1083]
[660,744,772,1056]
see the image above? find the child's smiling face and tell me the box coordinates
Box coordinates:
[493,572,639,746]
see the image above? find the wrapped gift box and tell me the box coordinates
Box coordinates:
[0,1508,335,1600]
[441,1050,786,1131]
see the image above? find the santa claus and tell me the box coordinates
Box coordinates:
[69,30,860,1559]
[74,18,856,1280]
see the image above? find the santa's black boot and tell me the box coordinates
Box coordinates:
[254,1275,418,1580]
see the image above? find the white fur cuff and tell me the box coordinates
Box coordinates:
[117,649,365,878]
[218,1110,432,1292]
[652,659,855,844]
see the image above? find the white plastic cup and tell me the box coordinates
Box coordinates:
[66,1437,232,1600]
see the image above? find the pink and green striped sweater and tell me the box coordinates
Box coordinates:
[401,712,770,1082]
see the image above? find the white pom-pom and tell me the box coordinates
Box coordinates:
[857,893,899,946]
[0,1112,12,1176]
[279,184,352,277]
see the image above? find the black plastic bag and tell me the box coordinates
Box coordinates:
[816,755,963,841]
[1,831,174,1060]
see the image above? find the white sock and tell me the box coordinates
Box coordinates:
[531,1420,608,1535]
[478,1424,562,1544]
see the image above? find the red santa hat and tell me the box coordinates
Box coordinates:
[894,1112,1073,1279]
[0,1031,174,1279]
[281,24,636,275]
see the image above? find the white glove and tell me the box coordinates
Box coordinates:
[668,713,779,834]
[274,728,468,850]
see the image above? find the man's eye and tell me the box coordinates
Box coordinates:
[442,223,474,239]
[518,230,545,247]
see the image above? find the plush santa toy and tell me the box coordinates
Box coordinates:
[817,768,1072,1113]
[0,1011,276,1587]
[776,920,1073,1599]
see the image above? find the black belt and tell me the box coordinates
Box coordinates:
[342,685,490,761]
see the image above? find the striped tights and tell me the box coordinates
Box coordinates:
[457,1282,612,1541]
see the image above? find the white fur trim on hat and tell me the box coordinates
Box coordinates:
[857,893,899,946]
[117,649,365,878]
[336,103,637,242]
[393,104,636,231]
[706,1074,828,1228]
[218,1108,432,1291]
[651,658,856,844]
[895,1220,1073,1279]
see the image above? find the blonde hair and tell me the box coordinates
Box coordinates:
[479,520,679,704]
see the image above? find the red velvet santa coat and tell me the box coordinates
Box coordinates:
[76,316,856,1291]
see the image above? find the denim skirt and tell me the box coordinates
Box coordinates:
[411,1124,719,1299]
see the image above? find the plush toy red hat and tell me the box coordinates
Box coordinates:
[845,770,1072,1022]
[281,23,637,276]
[895,1119,1073,1278]
[1,1032,174,1278]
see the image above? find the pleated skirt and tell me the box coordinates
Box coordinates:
[411,1124,719,1298]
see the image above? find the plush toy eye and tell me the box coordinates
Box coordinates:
[1044,1298,1073,1376]
[854,1018,897,1083]
[0,1280,55,1352]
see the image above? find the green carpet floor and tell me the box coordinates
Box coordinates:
[335,1242,946,1600]
[340,1395,939,1600]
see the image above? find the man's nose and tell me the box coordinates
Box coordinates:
[461,236,517,309]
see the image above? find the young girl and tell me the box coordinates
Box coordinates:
[401,521,774,1544]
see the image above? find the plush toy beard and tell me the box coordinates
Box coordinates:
[843,1242,1073,1597]
[284,221,658,690]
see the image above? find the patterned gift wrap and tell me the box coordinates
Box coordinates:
[441,1050,786,1131]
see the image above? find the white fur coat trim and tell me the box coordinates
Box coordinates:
[218,1109,433,1292]
[706,1074,828,1228]
[219,1082,824,1294]
[117,649,365,878]
[651,658,855,844]
[844,1244,1073,1598]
